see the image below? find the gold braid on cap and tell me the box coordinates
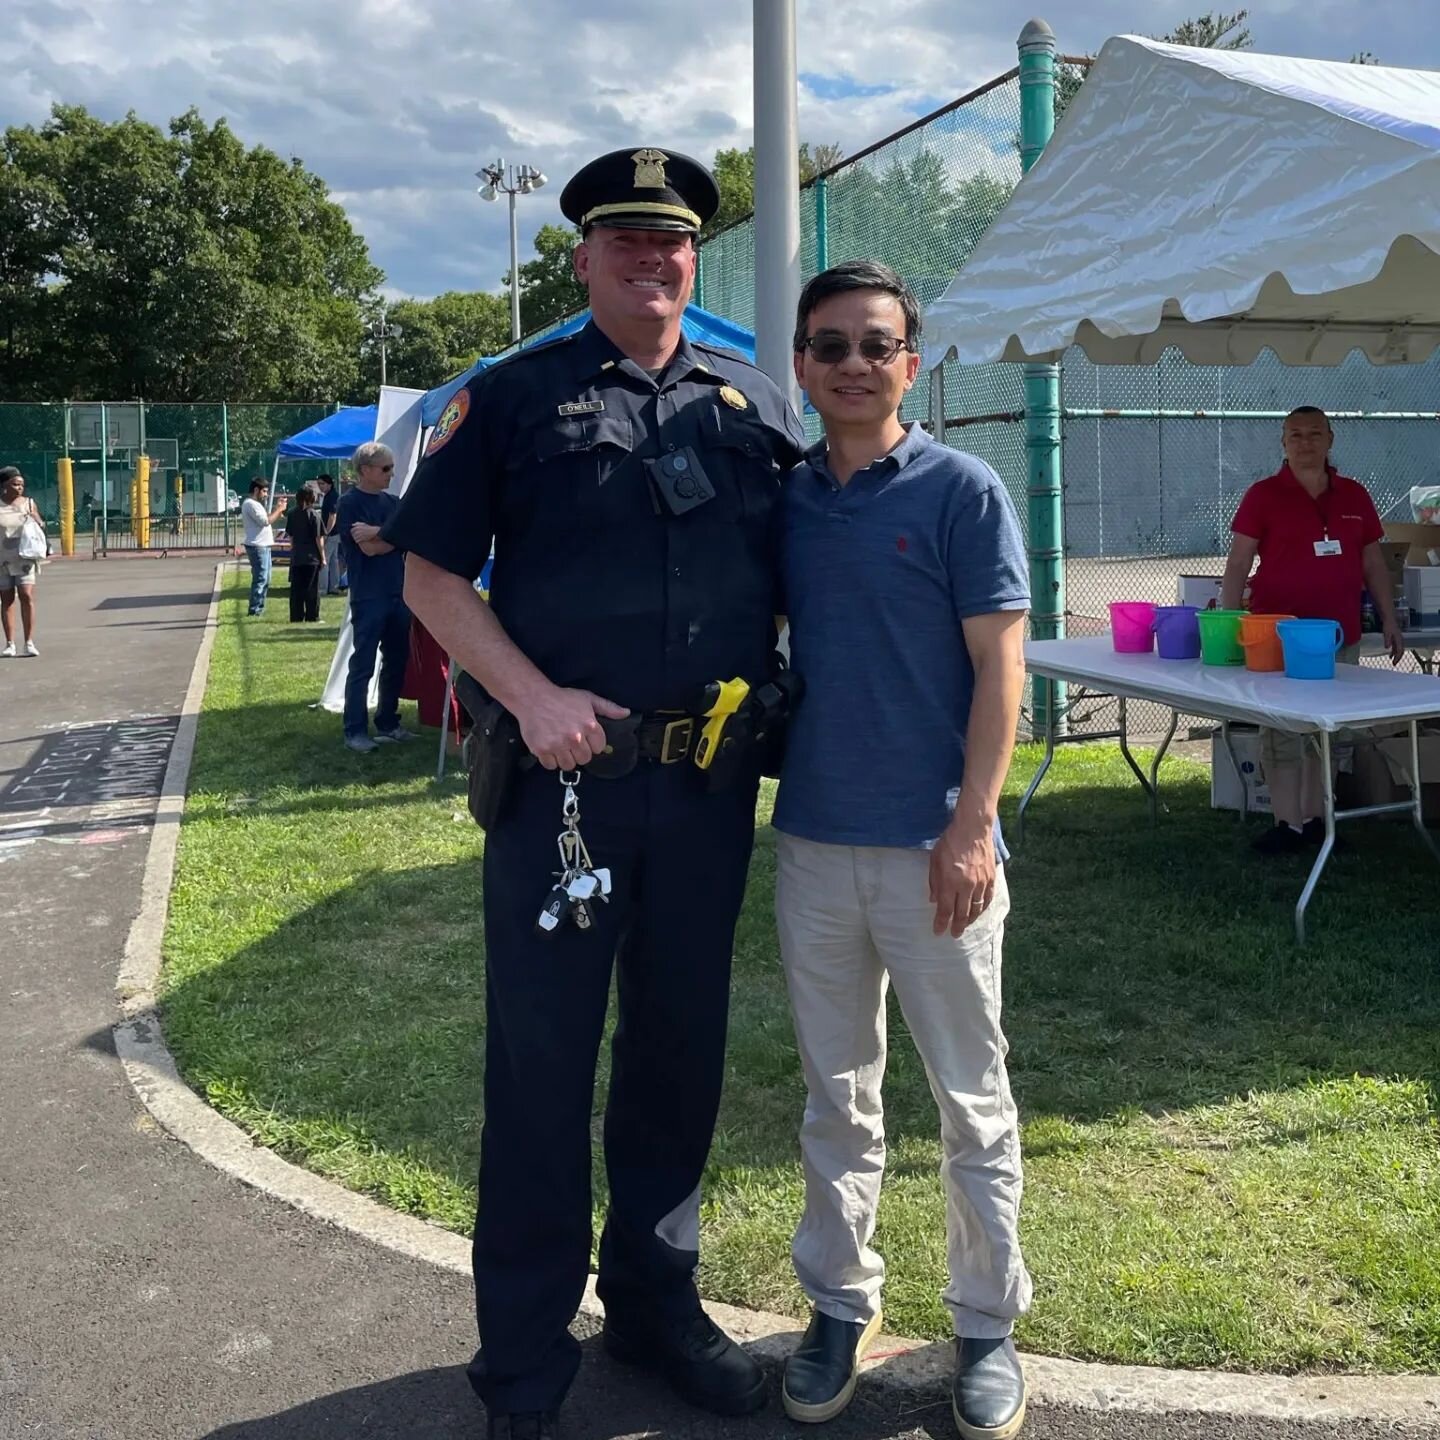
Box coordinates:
[581,200,702,228]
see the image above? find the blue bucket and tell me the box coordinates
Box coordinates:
[1276,619,1344,679]
[1154,605,1201,659]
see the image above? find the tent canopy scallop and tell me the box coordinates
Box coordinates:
[922,36,1440,369]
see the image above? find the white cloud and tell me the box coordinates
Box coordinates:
[0,0,1425,301]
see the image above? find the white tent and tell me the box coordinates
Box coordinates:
[923,36,1440,369]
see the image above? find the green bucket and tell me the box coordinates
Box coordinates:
[1197,608,1246,666]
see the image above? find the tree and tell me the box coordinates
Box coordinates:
[703,142,845,239]
[503,223,587,336]
[1159,9,1252,49]
[361,290,510,393]
[0,104,382,402]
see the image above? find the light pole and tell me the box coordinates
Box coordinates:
[478,159,548,343]
[371,308,389,388]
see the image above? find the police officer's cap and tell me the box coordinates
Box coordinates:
[560,148,719,235]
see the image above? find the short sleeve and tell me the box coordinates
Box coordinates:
[1357,485,1385,545]
[1231,482,1267,539]
[381,380,496,580]
[946,463,1031,622]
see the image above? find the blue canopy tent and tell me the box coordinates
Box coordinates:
[419,306,757,427]
[275,404,378,460]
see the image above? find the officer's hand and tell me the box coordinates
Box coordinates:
[928,816,996,938]
[519,686,630,770]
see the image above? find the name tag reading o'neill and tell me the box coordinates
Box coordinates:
[558,400,605,416]
[425,389,470,456]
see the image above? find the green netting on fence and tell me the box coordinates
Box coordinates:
[0,402,333,526]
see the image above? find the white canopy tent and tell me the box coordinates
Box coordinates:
[923,35,1440,369]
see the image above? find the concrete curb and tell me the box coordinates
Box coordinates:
[112,564,1440,1430]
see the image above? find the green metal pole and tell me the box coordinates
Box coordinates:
[99,402,109,553]
[815,175,829,273]
[221,401,232,548]
[695,249,706,311]
[1019,17,1065,734]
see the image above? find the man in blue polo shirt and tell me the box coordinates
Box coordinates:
[774,261,1032,1440]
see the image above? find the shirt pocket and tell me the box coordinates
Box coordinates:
[529,413,639,523]
[697,401,782,521]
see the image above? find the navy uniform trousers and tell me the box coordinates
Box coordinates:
[468,755,760,1415]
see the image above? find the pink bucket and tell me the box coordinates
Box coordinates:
[1109,601,1157,654]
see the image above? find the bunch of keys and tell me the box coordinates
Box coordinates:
[536,771,613,937]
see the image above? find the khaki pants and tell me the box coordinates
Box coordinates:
[774,833,1032,1338]
[1260,642,1361,772]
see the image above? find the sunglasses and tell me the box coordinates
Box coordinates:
[799,334,910,365]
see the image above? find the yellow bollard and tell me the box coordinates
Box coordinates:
[56,458,75,557]
[175,473,184,536]
[135,455,151,550]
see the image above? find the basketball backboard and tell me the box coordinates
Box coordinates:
[68,402,143,453]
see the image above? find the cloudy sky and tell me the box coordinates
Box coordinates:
[2,0,1433,302]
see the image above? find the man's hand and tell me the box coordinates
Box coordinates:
[515,685,630,770]
[1384,617,1406,666]
[350,521,381,543]
[928,815,997,937]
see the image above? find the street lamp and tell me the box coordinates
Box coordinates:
[371,308,390,388]
[478,159,548,343]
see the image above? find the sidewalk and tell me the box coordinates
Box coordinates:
[0,560,1432,1439]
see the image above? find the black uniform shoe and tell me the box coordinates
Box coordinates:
[487,1411,559,1440]
[1301,818,1346,851]
[782,1308,883,1423]
[603,1305,767,1416]
[951,1336,1026,1440]
[1252,823,1306,856]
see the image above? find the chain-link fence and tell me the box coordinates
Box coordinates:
[686,64,1440,737]
[0,402,335,540]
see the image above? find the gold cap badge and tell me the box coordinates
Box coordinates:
[632,149,668,188]
[719,385,748,411]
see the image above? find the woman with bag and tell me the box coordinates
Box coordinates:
[0,466,44,658]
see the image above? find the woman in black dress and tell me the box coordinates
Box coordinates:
[286,483,325,622]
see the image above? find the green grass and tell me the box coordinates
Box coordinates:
[161,571,1440,1372]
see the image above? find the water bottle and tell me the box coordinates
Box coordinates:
[1360,590,1377,633]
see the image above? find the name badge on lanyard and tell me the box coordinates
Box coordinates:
[1315,537,1343,557]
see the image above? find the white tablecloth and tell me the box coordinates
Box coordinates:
[1025,636,1440,733]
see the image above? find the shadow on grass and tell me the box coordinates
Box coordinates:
[161,765,1440,1215]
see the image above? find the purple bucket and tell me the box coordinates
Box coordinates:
[1154,604,1201,660]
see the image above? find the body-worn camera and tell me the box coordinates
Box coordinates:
[647,446,715,516]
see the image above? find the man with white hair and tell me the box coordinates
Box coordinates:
[337,441,413,752]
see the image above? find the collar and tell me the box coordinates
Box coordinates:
[1277,461,1339,493]
[805,421,930,486]
[573,319,708,387]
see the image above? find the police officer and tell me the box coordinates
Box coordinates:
[383,147,805,1440]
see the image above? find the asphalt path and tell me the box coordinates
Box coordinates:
[0,559,1432,1439]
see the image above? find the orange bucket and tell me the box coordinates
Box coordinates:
[1238,613,1296,672]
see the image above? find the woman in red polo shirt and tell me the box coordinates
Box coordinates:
[1220,406,1403,856]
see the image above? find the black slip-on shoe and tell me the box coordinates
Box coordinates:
[952,1335,1026,1440]
[782,1308,883,1423]
[487,1411,559,1440]
[603,1305,766,1416]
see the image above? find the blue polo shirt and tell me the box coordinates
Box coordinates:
[773,424,1029,850]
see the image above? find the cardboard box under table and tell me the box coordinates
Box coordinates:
[1020,636,1440,943]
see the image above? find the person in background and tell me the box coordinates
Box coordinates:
[337,442,413,752]
[0,466,43,657]
[286,482,324,623]
[240,478,288,617]
[775,261,1032,1439]
[1221,406,1403,855]
[316,474,343,595]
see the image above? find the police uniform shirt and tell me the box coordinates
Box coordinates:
[382,321,805,713]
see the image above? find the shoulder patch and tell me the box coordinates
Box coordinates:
[425,388,470,457]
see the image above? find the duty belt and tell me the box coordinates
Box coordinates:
[632,712,696,766]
